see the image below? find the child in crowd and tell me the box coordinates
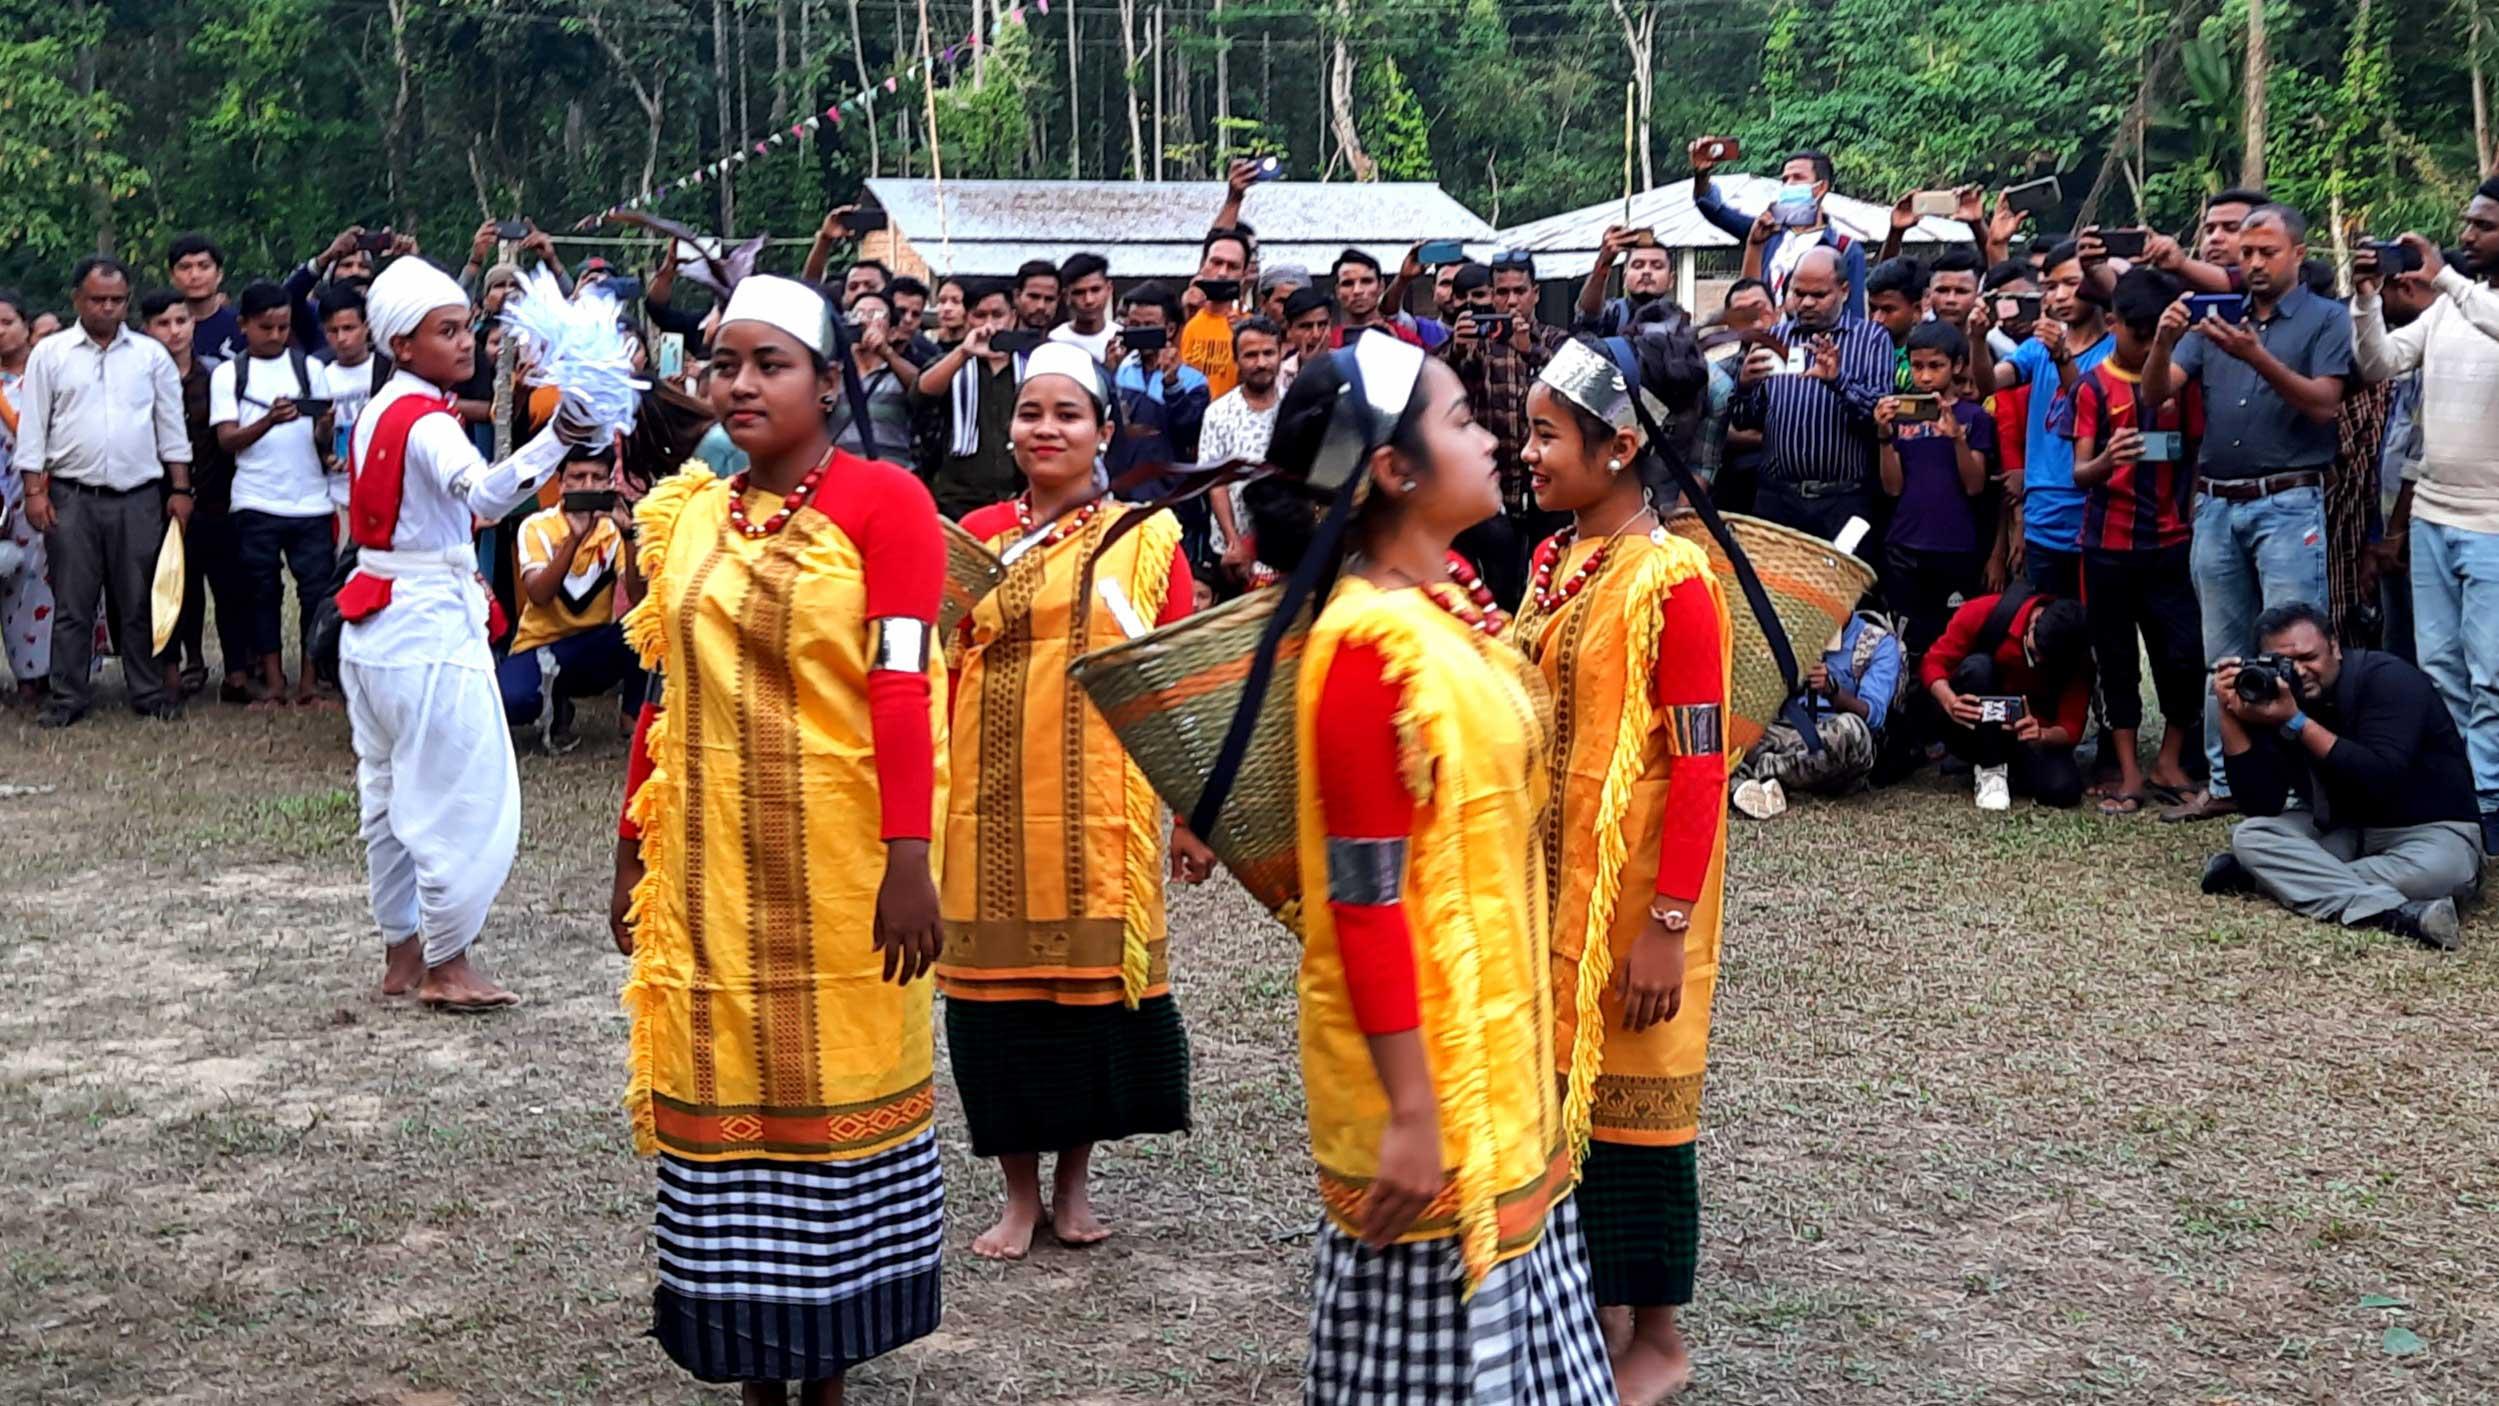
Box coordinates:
[1877,321,1997,659]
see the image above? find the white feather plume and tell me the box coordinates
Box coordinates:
[498,267,647,438]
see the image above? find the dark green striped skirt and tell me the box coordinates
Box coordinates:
[943,994,1192,1158]
[1578,1140,1700,1308]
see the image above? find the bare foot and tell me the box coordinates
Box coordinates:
[417,952,522,1012]
[380,937,426,997]
[293,692,339,711]
[1049,1187,1112,1247]
[1612,1339,1693,1406]
[1599,1305,1634,1361]
[971,1198,1043,1260]
[246,695,286,714]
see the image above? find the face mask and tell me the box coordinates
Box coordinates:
[1775,183,1820,228]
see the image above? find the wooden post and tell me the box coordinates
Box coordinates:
[1153,5,1167,181]
[491,241,517,460]
[2242,0,2268,187]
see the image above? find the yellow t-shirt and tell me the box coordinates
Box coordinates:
[1179,307,1240,401]
[509,505,622,654]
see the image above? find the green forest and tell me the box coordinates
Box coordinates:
[0,0,2485,300]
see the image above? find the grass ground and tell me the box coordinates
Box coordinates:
[2,687,2495,1405]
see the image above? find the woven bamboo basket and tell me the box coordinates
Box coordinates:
[940,520,1005,655]
[1071,584,1308,933]
[1665,510,1876,751]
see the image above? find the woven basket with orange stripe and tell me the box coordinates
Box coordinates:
[1071,585,1308,933]
[1665,509,1876,751]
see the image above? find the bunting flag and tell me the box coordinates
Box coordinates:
[579,0,1054,225]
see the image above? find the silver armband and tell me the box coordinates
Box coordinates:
[1661,703,1722,757]
[869,617,933,673]
[1325,836,1409,906]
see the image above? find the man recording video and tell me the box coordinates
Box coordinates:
[2202,602,2482,948]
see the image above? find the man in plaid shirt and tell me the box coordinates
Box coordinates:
[1442,254,1570,608]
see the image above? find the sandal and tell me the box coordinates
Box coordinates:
[2096,791,2148,816]
[2144,780,2191,807]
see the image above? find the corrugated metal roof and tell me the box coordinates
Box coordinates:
[1496,174,1974,283]
[861,178,1498,279]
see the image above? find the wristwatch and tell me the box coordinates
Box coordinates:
[2283,710,2310,739]
[1647,901,1691,932]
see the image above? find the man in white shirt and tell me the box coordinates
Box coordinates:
[1201,316,1285,584]
[14,256,194,726]
[212,281,340,709]
[2351,194,2499,855]
[341,257,590,1011]
[1045,252,1120,361]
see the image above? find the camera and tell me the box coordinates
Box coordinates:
[2233,653,2302,706]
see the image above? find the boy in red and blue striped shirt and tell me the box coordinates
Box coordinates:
[2063,266,2206,813]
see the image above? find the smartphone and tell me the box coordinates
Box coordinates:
[1995,293,2043,324]
[495,218,529,241]
[2366,239,2423,276]
[845,207,890,232]
[293,397,335,418]
[992,329,1044,355]
[1194,277,1243,303]
[357,229,395,255]
[1975,695,2028,726]
[1780,345,1812,375]
[1417,238,1468,265]
[656,332,685,379]
[1910,190,1960,218]
[2098,228,2149,260]
[1700,137,1740,163]
[562,489,621,515]
[1250,154,1285,182]
[1475,313,1514,341]
[2004,176,2061,217]
[2134,429,2184,462]
[2186,292,2248,326]
[1893,393,1943,423]
[1121,326,1170,356]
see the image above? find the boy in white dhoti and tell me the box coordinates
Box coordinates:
[343,257,593,1009]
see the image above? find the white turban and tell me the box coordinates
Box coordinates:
[366,256,472,347]
[721,275,834,358]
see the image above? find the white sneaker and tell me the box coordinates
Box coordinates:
[1974,765,2012,812]
[1732,777,1789,820]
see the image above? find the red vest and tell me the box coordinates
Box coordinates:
[334,390,503,639]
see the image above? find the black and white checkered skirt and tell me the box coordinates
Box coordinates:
[1305,1194,1613,1405]
[651,1130,944,1384]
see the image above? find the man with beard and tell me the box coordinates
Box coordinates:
[1730,246,1893,542]
[2144,203,2352,825]
[1577,224,1678,336]
[2352,184,2499,855]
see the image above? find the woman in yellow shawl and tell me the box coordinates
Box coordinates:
[940,341,1212,1261]
[1236,334,1612,1402]
[1510,321,1728,1405]
[609,275,950,1405]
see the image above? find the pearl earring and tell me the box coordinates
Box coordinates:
[1398,479,1418,494]
[1607,458,1624,475]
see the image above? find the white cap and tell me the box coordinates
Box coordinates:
[720,274,835,358]
[365,257,471,347]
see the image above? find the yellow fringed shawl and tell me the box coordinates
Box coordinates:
[1511,532,1732,1155]
[938,504,1183,1009]
[1294,577,1568,1296]
[618,467,950,1164]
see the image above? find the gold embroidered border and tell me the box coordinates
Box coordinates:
[738,531,816,1108]
[673,524,735,1106]
[1589,1071,1705,1134]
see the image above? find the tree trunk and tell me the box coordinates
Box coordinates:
[1154,5,1167,180]
[1118,0,1146,179]
[1215,0,1229,166]
[715,0,737,230]
[1328,0,1377,182]
[586,7,668,200]
[2075,0,2206,229]
[2242,0,2268,186]
[1067,5,1082,178]
[384,0,415,227]
[2474,11,2494,175]
[850,0,881,176]
[773,0,790,126]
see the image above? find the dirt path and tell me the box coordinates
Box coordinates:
[3,702,2494,1403]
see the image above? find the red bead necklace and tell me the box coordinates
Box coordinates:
[1528,530,1612,615]
[1429,554,1509,636]
[1014,493,1102,547]
[726,449,834,539]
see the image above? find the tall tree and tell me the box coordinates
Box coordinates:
[2243,0,2269,185]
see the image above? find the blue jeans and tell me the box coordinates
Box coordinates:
[2411,518,2499,813]
[495,623,642,726]
[2193,484,2327,796]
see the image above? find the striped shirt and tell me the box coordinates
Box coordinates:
[1729,315,1893,488]
[2063,360,2202,552]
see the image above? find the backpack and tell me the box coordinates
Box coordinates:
[232,346,314,411]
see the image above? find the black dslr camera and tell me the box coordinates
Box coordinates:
[2234,653,2302,706]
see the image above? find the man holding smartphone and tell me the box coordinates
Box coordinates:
[1438,258,1569,608]
[1575,225,1677,337]
[496,444,639,752]
[2141,202,2352,824]
[1730,246,1894,544]
[1690,137,1867,317]
[211,281,338,710]
[2351,180,2499,855]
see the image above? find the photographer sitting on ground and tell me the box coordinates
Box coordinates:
[1920,589,2093,811]
[2201,602,2481,948]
